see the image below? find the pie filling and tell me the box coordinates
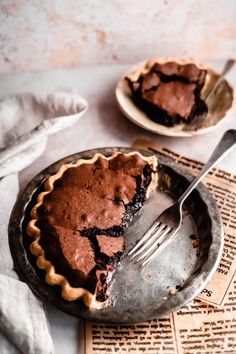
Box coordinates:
[126,61,208,126]
[27,152,158,307]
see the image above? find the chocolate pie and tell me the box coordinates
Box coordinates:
[27,151,158,308]
[126,59,208,126]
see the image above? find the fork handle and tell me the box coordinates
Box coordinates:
[206,59,235,101]
[178,129,236,206]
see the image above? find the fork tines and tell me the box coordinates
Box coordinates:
[128,221,174,267]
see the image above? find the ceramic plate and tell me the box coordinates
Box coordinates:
[116,59,234,137]
[8,147,224,323]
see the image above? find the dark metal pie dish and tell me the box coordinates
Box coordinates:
[8,147,223,323]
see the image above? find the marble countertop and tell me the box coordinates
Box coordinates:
[1,62,236,354]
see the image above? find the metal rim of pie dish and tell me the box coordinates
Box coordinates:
[8,147,224,323]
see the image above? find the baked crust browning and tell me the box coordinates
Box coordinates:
[27,151,158,308]
[126,58,208,126]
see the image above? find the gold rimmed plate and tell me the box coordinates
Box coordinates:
[116,59,234,137]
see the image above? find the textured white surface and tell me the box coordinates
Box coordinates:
[0,63,235,353]
[0,0,236,73]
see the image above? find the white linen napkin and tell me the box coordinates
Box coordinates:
[0,91,88,353]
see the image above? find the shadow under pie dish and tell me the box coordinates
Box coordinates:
[27,151,158,309]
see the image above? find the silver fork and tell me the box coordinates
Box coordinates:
[129,129,236,267]
[205,59,235,105]
[184,59,235,131]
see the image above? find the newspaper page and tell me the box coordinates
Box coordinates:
[84,142,236,354]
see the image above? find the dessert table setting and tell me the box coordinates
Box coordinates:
[0,59,236,354]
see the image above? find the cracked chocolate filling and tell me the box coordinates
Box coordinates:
[126,61,208,127]
[37,153,155,302]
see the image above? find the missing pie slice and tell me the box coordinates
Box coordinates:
[27,151,158,309]
[126,59,208,126]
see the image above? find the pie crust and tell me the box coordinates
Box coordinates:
[27,151,158,309]
[125,58,209,126]
[126,57,208,85]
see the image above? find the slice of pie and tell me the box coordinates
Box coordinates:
[27,151,158,309]
[126,59,208,126]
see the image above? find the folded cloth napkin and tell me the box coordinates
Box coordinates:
[0,91,88,354]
